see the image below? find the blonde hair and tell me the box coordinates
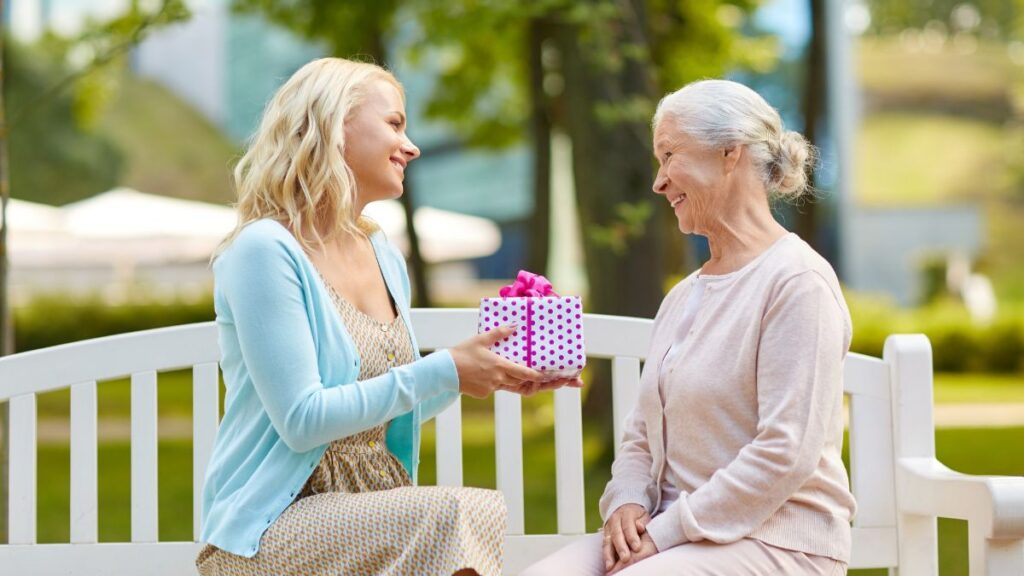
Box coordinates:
[653,79,816,201]
[215,58,402,259]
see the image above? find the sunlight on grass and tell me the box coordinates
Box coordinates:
[857,113,1009,206]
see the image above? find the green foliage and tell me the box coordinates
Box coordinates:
[847,292,1024,373]
[233,0,398,60]
[587,200,654,255]
[96,73,240,203]
[405,0,775,148]
[4,0,193,205]
[13,292,215,353]
[865,0,1020,38]
[4,40,123,205]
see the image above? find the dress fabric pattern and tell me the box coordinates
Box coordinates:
[196,277,507,576]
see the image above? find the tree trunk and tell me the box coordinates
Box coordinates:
[0,2,11,541]
[555,0,663,437]
[398,179,431,307]
[368,27,432,306]
[526,18,552,276]
[796,0,826,252]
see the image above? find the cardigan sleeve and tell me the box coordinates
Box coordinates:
[597,280,691,520]
[598,401,656,519]
[216,229,459,453]
[645,271,849,551]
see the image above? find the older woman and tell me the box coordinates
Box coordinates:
[196,58,578,576]
[523,79,856,575]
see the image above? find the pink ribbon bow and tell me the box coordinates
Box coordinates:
[499,270,560,298]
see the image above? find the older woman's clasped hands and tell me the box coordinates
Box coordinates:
[602,503,654,573]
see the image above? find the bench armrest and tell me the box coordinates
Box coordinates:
[898,456,1024,539]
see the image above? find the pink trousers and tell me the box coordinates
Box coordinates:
[519,533,846,576]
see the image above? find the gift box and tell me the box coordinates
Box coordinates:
[477,271,586,380]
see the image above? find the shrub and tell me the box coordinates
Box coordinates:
[14,292,215,353]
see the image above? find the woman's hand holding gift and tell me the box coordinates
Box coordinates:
[450,325,545,398]
[501,376,584,397]
[450,325,583,399]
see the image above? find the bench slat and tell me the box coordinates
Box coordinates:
[0,542,205,576]
[9,394,37,545]
[849,391,898,529]
[70,381,98,543]
[494,391,525,535]
[435,396,464,487]
[0,324,219,400]
[131,371,159,543]
[849,526,899,569]
[611,357,641,455]
[554,387,586,534]
[192,363,219,540]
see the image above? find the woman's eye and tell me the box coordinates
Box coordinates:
[663,152,673,163]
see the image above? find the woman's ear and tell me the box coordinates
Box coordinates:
[722,144,743,174]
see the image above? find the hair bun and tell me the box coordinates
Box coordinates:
[772,131,814,200]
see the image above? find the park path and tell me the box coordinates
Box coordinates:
[12,403,1024,444]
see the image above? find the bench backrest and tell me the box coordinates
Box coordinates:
[0,310,900,574]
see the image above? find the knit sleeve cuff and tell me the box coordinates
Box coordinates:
[645,500,692,552]
[599,483,653,522]
[418,349,461,396]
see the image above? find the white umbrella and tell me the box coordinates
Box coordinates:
[62,187,236,239]
[363,200,501,263]
[10,190,501,267]
[7,198,66,234]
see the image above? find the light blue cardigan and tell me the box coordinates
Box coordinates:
[199,219,460,557]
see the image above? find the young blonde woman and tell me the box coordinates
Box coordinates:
[195,58,578,576]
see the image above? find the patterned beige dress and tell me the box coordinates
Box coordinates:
[196,279,507,576]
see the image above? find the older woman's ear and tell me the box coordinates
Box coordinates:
[722,144,743,173]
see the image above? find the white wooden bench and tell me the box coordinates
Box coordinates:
[1,309,1023,575]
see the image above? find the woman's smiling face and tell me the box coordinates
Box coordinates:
[343,79,420,206]
[651,116,730,236]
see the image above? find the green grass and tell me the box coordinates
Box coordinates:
[858,36,1020,107]
[933,373,1024,403]
[29,420,1024,575]
[35,369,224,421]
[97,73,240,205]
[856,113,1011,207]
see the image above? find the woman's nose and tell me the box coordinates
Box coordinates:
[652,172,669,194]
[402,136,420,161]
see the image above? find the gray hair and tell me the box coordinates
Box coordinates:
[653,79,815,201]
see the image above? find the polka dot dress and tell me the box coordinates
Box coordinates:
[196,277,507,576]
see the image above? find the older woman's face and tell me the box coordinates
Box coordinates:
[652,117,729,235]
[344,80,420,206]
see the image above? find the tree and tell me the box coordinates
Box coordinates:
[4,41,124,205]
[0,0,191,543]
[795,0,826,251]
[411,0,773,440]
[233,0,435,306]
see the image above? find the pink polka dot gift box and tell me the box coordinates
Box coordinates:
[477,270,586,380]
